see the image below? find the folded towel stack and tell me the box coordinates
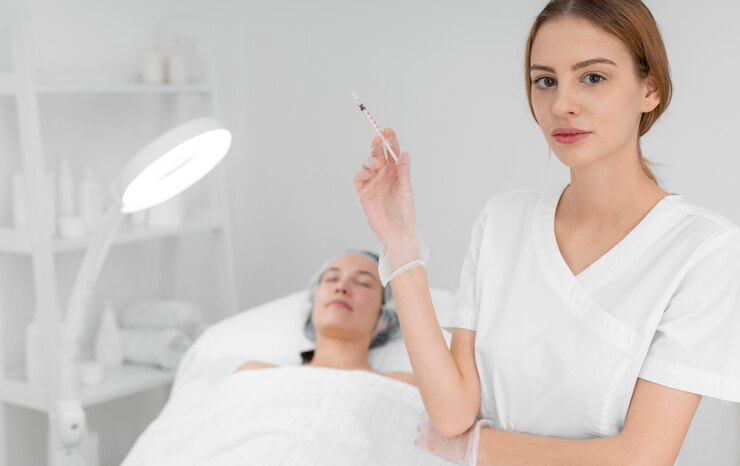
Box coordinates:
[120,300,205,370]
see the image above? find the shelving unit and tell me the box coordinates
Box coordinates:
[51,216,226,253]
[0,72,18,94]
[0,216,226,254]
[0,227,29,253]
[36,79,212,95]
[0,5,238,465]
[2,365,175,412]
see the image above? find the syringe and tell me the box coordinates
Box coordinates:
[350,90,399,163]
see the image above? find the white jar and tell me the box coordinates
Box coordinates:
[166,53,190,84]
[140,52,164,84]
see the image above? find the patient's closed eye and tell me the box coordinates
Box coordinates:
[355,278,373,287]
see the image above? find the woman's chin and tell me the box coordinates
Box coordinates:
[315,324,370,342]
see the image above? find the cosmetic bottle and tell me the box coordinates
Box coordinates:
[11,173,26,229]
[25,311,46,386]
[78,166,103,232]
[95,301,124,367]
[12,172,57,234]
[57,158,76,219]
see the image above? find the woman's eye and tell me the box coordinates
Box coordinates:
[356,281,372,288]
[323,276,339,282]
[583,73,604,84]
[533,76,556,89]
[533,74,604,89]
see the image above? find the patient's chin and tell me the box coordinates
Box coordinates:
[314,323,373,344]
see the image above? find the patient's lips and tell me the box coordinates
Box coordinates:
[327,299,352,311]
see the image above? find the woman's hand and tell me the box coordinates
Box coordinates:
[415,419,493,466]
[352,128,416,250]
[353,128,428,284]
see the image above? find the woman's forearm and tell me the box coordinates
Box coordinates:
[391,266,480,436]
[476,428,642,466]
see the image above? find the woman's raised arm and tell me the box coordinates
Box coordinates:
[352,128,480,435]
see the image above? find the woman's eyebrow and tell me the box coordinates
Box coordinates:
[530,57,617,73]
[322,267,341,278]
[356,270,380,283]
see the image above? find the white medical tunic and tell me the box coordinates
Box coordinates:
[440,185,740,439]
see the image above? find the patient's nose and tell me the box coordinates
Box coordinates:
[334,280,350,295]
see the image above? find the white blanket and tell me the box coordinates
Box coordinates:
[123,366,452,466]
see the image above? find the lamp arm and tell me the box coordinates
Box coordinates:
[60,204,125,400]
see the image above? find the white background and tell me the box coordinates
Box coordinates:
[3,0,739,464]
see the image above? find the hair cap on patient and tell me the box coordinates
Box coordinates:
[304,250,399,349]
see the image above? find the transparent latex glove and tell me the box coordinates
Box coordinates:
[352,128,429,286]
[415,418,494,466]
[378,233,430,286]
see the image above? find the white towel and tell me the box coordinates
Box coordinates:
[121,328,193,370]
[121,300,203,337]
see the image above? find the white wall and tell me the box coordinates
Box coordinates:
[3,0,739,464]
[229,0,740,302]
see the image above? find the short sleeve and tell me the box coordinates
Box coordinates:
[439,204,490,332]
[639,226,740,402]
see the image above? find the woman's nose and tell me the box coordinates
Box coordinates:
[551,85,581,117]
[334,280,350,295]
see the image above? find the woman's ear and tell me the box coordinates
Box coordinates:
[641,76,660,113]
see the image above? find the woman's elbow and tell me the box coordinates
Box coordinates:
[429,412,478,438]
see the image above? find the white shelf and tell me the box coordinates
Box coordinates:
[36,78,211,95]
[0,227,31,253]
[1,364,174,412]
[52,215,225,252]
[1,73,212,95]
[0,216,224,254]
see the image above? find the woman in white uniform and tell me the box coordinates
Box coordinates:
[352,0,740,464]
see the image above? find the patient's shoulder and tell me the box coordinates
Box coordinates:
[235,360,277,372]
[383,371,417,386]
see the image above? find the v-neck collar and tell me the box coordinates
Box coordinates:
[530,184,682,354]
[540,184,682,290]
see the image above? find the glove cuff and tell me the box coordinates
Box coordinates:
[378,234,430,286]
[463,419,494,466]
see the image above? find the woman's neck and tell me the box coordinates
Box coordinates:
[308,337,373,371]
[563,152,669,224]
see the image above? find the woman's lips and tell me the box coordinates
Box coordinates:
[327,300,352,311]
[553,132,591,144]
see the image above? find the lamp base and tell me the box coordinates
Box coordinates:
[48,401,86,466]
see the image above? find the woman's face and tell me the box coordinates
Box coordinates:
[311,254,384,344]
[529,17,659,169]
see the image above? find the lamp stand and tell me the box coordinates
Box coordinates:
[53,204,125,465]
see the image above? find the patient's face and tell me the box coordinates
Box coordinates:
[312,254,384,345]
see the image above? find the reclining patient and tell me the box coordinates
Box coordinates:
[236,250,415,385]
[123,250,448,466]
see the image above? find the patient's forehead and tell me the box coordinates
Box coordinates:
[324,254,378,278]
